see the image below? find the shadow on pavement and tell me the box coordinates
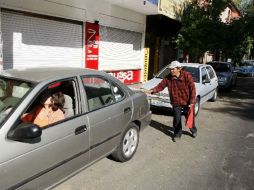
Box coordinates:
[150,107,172,116]
[150,120,193,138]
[218,77,254,100]
[202,77,254,121]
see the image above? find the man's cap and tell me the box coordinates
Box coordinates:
[168,60,181,69]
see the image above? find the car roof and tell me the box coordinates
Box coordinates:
[0,67,104,83]
[207,61,231,65]
[243,60,254,62]
[180,63,206,68]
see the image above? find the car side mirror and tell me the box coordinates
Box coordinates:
[7,123,42,143]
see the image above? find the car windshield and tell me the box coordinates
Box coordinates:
[209,63,231,72]
[0,77,34,126]
[240,61,254,67]
[156,67,170,79]
[156,66,200,83]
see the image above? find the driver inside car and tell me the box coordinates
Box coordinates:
[21,91,65,128]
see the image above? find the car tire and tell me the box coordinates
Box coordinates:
[210,88,218,102]
[233,81,236,87]
[111,123,139,162]
[233,77,237,87]
[226,81,233,92]
[194,97,200,116]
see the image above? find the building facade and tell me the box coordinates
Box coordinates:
[0,0,183,83]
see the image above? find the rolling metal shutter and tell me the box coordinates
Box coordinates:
[1,10,83,69]
[99,25,142,71]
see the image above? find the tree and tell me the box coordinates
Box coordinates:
[231,0,254,60]
[176,0,254,63]
[176,0,228,62]
[223,19,253,63]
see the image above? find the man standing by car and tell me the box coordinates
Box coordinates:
[147,60,197,141]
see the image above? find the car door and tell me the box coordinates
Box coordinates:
[81,75,132,161]
[206,65,218,93]
[199,66,215,103]
[0,78,90,189]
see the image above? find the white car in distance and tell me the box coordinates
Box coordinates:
[142,63,218,116]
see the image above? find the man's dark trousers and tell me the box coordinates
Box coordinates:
[172,106,197,137]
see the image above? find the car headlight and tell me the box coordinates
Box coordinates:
[219,76,227,82]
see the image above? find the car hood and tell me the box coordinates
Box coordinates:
[142,77,163,90]
[142,77,200,96]
[216,72,231,78]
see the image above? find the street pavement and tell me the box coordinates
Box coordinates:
[53,77,254,190]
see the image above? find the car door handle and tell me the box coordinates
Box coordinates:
[124,107,131,114]
[75,125,87,135]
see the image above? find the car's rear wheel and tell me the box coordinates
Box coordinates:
[194,97,200,116]
[111,123,139,162]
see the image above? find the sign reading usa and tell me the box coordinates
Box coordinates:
[107,69,141,84]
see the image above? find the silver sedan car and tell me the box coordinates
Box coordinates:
[0,67,151,189]
[142,63,218,115]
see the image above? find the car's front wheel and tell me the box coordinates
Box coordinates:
[233,77,237,87]
[111,123,139,162]
[227,80,233,91]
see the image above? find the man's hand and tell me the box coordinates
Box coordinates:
[143,89,153,94]
[188,104,194,108]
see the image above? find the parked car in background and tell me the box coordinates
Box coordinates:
[207,61,237,91]
[140,63,218,116]
[235,60,254,77]
[0,67,151,189]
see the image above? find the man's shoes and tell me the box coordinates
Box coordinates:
[190,127,197,138]
[173,135,181,142]
[191,131,197,138]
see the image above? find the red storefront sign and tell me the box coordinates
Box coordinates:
[107,69,141,84]
[85,22,99,69]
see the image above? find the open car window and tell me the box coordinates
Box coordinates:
[19,79,77,129]
[0,77,34,126]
